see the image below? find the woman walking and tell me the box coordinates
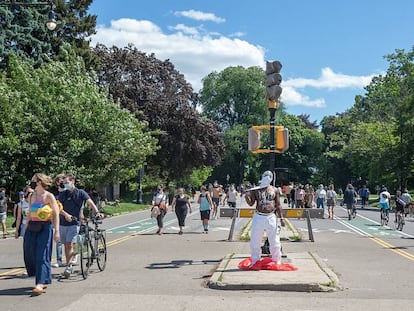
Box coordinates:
[326,184,337,219]
[24,173,60,295]
[152,185,168,235]
[171,187,192,235]
[197,186,214,233]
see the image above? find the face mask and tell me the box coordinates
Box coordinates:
[64,183,72,190]
[30,181,37,189]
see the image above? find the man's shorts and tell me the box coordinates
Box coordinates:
[346,204,354,210]
[200,210,211,220]
[212,198,220,206]
[379,202,390,210]
[0,212,6,223]
[60,225,79,244]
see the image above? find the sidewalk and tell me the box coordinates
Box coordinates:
[209,196,340,292]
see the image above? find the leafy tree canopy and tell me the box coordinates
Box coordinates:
[0,49,158,193]
[0,0,97,70]
[92,44,225,182]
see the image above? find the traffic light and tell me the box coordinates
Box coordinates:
[248,125,289,153]
[248,127,261,151]
[265,60,282,103]
[276,127,289,152]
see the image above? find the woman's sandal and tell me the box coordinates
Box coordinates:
[32,286,46,295]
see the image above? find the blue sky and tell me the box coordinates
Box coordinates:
[89,0,414,124]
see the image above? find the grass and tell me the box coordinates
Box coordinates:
[101,202,149,215]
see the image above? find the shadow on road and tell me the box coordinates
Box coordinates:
[146,259,220,269]
[0,286,33,296]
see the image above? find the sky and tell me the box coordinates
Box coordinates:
[89,0,414,124]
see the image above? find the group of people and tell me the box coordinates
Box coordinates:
[150,181,240,235]
[282,183,339,219]
[8,172,102,295]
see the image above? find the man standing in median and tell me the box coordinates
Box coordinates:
[245,171,285,269]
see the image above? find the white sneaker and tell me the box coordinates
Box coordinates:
[71,254,79,265]
[52,262,63,268]
[62,265,73,278]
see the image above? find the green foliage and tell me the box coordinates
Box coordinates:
[0,50,158,193]
[200,66,268,130]
[0,0,97,70]
[321,46,414,191]
[93,44,225,183]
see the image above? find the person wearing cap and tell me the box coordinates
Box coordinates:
[14,187,31,238]
[245,171,285,268]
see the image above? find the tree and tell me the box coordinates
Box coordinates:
[200,66,269,130]
[0,50,157,193]
[0,0,97,69]
[93,44,225,182]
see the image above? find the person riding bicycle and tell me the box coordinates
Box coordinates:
[379,187,391,223]
[394,190,406,226]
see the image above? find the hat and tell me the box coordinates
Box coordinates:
[18,191,24,196]
[249,171,273,190]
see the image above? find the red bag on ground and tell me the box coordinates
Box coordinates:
[238,257,298,271]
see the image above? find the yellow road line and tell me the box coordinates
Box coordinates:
[369,236,414,261]
[0,233,139,280]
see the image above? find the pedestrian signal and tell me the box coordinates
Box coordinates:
[276,128,289,152]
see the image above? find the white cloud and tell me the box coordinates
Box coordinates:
[174,10,225,23]
[91,18,377,109]
[284,67,374,90]
[92,18,265,90]
[281,86,326,108]
[168,24,200,36]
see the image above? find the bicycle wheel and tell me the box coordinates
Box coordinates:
[380,210,386,226]
[397,213,404,231]
[80,235,91,279]
[96,232,107,271]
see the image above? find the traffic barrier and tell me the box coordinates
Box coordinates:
[221,207,324,242]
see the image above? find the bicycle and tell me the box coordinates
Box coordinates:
[78,215,107,279]
[394,209,405,231]
[380,207,389,226]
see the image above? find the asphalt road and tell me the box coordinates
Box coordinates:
[1,199,414,311]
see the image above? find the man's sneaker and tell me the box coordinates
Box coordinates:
[52,262,63,268]
[71,255,79,266]
[62,265,73,279]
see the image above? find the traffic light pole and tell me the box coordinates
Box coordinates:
[269,101,277,185]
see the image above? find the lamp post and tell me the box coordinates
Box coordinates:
[136,167,144,204]
[0,0,57,30]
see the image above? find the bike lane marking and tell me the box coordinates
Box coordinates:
[334,210,414,261]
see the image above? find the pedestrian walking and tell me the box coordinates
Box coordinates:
[152,185,168,235]
[210,181,223,219]
[24,173,60,295]
[224,184,238,208]
[57,173,102,278]
[245,171,285,269]
[171,187,192,235]
[197,186,214,233]
[326,184,337,219]
[51,173,65,267]
[343,184,357,220]
[14,188,31,238]
[0,187,8,239]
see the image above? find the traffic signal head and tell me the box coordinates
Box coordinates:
[265,60,282,102]
[248,127,261,151]
[276,128,289,152]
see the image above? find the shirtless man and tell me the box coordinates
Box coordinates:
[245,171,285,269]
[210,181,222,219]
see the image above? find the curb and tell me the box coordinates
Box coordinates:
[208,252,341,292]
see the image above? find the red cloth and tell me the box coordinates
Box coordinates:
[238,257,298,271]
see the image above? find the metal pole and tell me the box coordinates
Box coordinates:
[269,102,276,182]
[136,167,144,204]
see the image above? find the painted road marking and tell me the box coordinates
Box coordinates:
[334,211,414,261]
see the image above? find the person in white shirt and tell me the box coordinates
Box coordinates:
[315,184,327,217]
[224,184,238,208]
